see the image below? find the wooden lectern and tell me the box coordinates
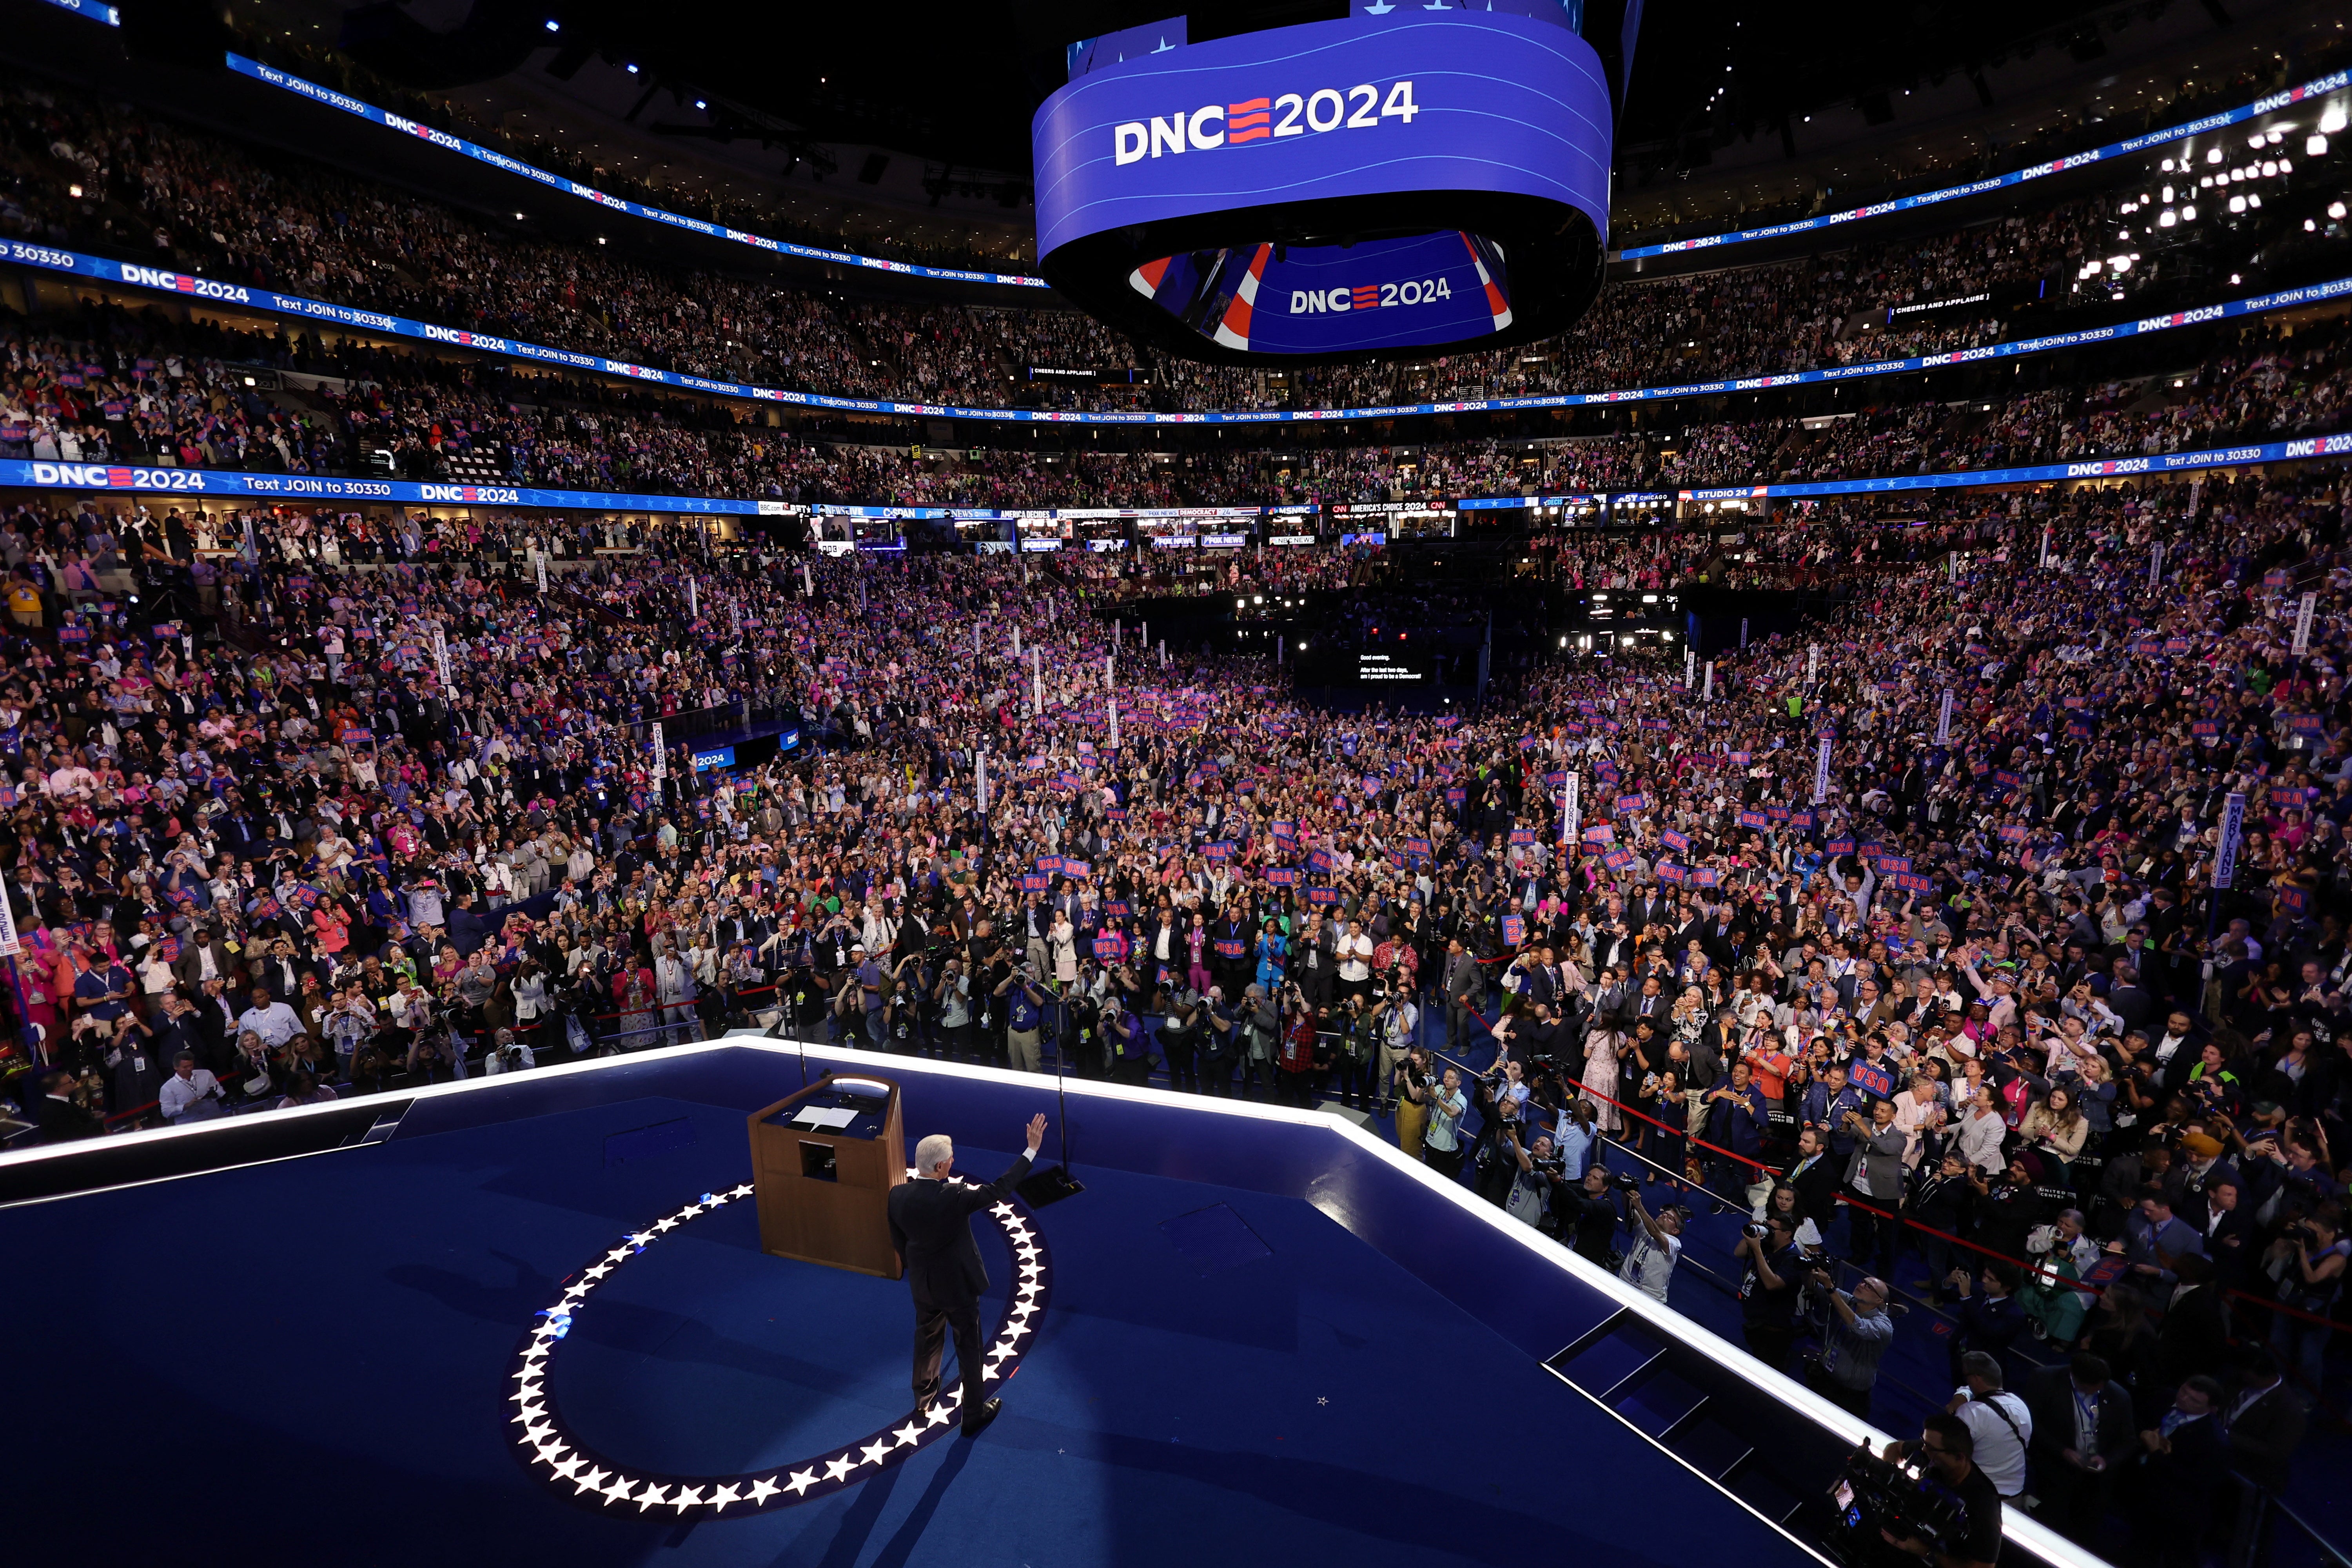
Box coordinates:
[747,1073,907,1279]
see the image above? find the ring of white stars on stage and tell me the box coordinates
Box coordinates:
[506,1173,1050,1517]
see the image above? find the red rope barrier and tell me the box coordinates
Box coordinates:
[1455,1010,2352,1335]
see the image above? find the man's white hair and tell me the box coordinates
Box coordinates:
[915,1134,954,1174]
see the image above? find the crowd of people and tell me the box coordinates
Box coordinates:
[2,47,2350,1564]
[3,67,2339,427]
[6,458,2338,1563]
[2,293,2346,528]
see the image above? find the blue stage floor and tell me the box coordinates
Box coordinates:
[2,1089,1826,1568]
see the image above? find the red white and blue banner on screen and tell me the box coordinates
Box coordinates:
[11,233,2344,430]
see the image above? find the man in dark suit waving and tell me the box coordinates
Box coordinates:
[888,1112,1046,1436]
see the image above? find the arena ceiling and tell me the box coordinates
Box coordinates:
[293,0,2135,179]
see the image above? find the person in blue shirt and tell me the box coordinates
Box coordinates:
[1798,1060,1840,1128]
[1004,968,1047,1073]
[1553,1097,1600,1180]
[1822,1068,1869,1163]
[1254,919,1287,993]
[73,948,136,1034]
[1703,1059,1771,1189]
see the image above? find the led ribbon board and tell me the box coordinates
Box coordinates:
[16,232,2341,426]
[1033,5,1612,365]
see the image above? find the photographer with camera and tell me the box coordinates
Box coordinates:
[1618,1187,1688,1304]
[2261,1205,2347,1401]
[1330,993,1376,1110]
[1736,1211,1805,1370]
[1369,978,1420,1114]
[1275,984,1320,1108]
[1498,1124,1563,1228]
[1870,1414,2005,1568]
[481,1026,536,1076]
[1562,1164,1626,1267]
[1423,1064,1469,1176]
[1003,964,1049,1073]
[1806,1270,1895,1419]
[931,955,974,1063]
[1391,1043,1434,1158]
[1158,982,1203,1094]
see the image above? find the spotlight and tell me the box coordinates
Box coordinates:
[2332,201,2349,219]
[544,18,558,31]
[626,63,639,74]
[2229,194,2247,212]
[2307,134,2330,156]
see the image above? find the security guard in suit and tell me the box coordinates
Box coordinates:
[887,1113,1046,1434]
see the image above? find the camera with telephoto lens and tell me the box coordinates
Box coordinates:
[1743,1220,1772,1241]
[1613,1170,1642,1194]
[1823,1448,1968,1568]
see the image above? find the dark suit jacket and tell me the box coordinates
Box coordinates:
[37,1093,104,1141]
[2024,1370,2136,1471]
[2226,1380,2307,1492]
[2139,1411,2225,1532]
[2156,1283,2232,1387]
[887,1151,1034,1310]
[173,940,241,991]
[1784,1150,1842,1232]
[1443,953,1481,1003]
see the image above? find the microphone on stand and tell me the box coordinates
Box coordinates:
[1018,976,1085,1209]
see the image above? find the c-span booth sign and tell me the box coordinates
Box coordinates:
[1033,3,1621,365]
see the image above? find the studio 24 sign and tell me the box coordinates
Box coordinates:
[1109,80,1421,162]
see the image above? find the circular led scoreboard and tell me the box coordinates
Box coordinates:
[1032,5,1613,367]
